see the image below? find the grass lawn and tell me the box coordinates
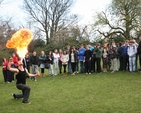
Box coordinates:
[1,68,141,113]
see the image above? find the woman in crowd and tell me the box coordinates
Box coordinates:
[102,44,108,72]
[39,51,46,77]
[47,51,54,76]
[25,54,30,73]
[2,58,8,83]
[69,48,77,75]
[53,49,60,76]
[109,46,118,73]
[61,50,69,76]
[6,57,15,83]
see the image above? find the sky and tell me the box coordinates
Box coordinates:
[0,0,111,26]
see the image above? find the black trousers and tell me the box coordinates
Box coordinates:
[92,58,96,72]
[15,84,31,102]
[85,60,91,73]
[63,64,67,73]
[59,60,62,74]
[123,55,129,71]
[96,58,101,73]
[71,62,76,73]
[2,70,7,82]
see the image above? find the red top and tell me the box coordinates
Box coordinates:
[12,56,18,66]
[2,61,8,70]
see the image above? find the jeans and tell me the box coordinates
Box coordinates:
[80,61,85,73]
[68,62,72,74]
[111,58,118,71]
[48,64,54,75]
[31,65,38,80]
[85,60,91,73]
[16,84,31,102]
[129,56,136,72]
[53,61,58,75]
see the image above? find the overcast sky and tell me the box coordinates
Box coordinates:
[0,0,111,26]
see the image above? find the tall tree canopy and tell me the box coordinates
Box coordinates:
[93,0,141,40]
[23,0,74,44]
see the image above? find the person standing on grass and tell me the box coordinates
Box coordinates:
[109,46,118,73]
[25,54,30,73]
[102,45,108,72]
[69,48,77,75]
[12,53,18,68]
[7,57,15,83]
[66,45,72,74]
[122,40,129,71]
[78,44,86,73]
[95,43,102,73]
[127,40,137,72]
[84,45,92,74]
[11,53,18,82]
[53,49,60,76]
[137,36,141,72]
[118,42,124,71]
[2,58,8,83]
[59,49,63,74]
[30,51,39,81]
[8,59,40,104]
[61,50,69,76]
[39,51,46,77]
[46,51,54,76]
[133,39,138,71]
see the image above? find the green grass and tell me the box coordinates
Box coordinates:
[1,68,141,113]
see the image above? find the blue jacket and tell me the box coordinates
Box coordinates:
[122,46,128,56]
[78,48,86,61]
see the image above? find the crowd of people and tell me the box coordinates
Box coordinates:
[2,37,141,83]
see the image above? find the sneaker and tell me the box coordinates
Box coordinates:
[89,73,91,74]
[12,94,17,99]
[71,73,75,75]
[111,71,115,73]
[22,101,31,104]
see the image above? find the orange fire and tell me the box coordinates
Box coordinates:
[6,29,33,58]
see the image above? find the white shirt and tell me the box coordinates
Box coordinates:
[53,53,60,63]
[127,45,137,57]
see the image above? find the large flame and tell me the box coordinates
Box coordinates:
[6,29,33,58]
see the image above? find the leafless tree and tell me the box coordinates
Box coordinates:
[93,0,141,40]
[23,0,75,44]
[0,18,16,50]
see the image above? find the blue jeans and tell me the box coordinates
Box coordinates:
[129,56,136,72]
[68,62,72,74]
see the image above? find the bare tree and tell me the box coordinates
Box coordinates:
[0,18,16,50]
[93,0,141,40]
[22,0,75,44]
